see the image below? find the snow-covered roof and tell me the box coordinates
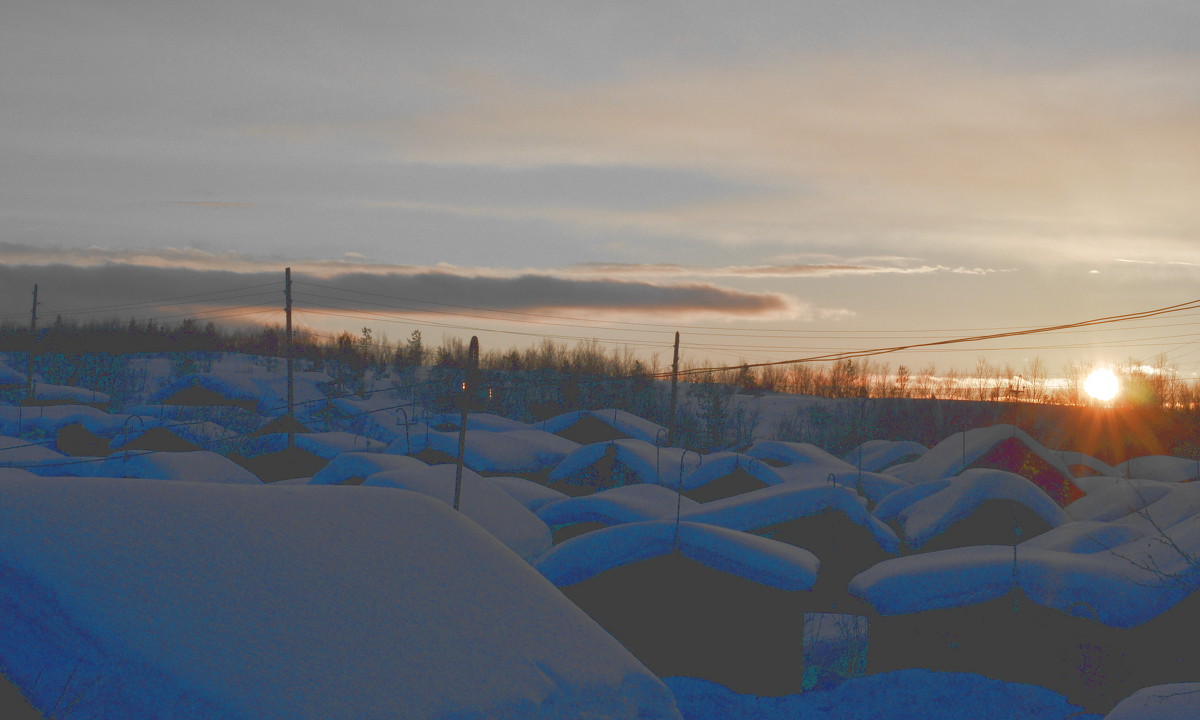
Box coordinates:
[538,484,699,528]
[680,483,899,553]
[1057,450,1117,478]
[365,464,551,562]
[535,520,819,591]
[0,476,681,719]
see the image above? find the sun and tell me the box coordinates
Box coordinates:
[1084,368,1120,402]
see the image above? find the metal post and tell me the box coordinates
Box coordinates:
[285,267,294,448]
[667,331,680,447]
[26,284,37,402]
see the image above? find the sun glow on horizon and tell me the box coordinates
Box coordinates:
[1084,367,1120,402]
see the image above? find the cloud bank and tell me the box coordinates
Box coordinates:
[0,245,798,323]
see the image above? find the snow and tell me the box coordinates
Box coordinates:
[541,408,668,444]
[23,450,261,484]
[1057,451,1117,478]
[415,428,580,474]
[292,431,386,458]
[535,520,819,591]
[1115,455,1200,483]
[680,483,899,553]
[26,382,110,404]
[746,440,853,471]
[1102,683,1200,720]
[681,452,783,490]
[487,475,568,512]
[1065,478,1175,521]
[0,360,25,385]
[844,439,928,473]
[538,484,699,528]
[364,464,552,562]
[307,451,428,485]
[851,515,1200,627]
[887,424,1073,485]
[0,435,70,465]
[664,669,1100,720]
[549,439,702,489]
[0,476,681,719]
[892,469,1072,550]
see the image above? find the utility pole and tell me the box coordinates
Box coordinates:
[25,284,37,402]
[285,267,294,448]
[667,331,680,447]
[453,336,480,511]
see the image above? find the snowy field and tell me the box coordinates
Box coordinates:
[1,352,1197,718]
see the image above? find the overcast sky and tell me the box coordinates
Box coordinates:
[4,1,1200,377]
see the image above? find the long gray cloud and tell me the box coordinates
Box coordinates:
[0,256,797,326]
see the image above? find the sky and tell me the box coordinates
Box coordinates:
[4,1,1200,380]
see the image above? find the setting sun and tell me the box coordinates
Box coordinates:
[1084,368,1120,401]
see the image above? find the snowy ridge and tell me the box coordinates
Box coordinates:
[680,483,899,553]
[536,520,819,591]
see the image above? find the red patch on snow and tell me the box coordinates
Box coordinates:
[971,436,1084,506]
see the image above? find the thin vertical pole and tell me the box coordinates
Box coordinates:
[454,336,479,511]
[285,267,294,448]
[26,284,38,402]
[667,331,680,447]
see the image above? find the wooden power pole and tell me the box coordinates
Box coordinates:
[285,267,294,448]
[25,284,37,402]
[667,331,680,447]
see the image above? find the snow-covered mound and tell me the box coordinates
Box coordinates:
[1103,683,1200,720]
[851,494,1200,626]
[0,476,681,719]
[1057,451,1117,478]
[22,449,261,484]
[293,431,386,458]
[680,483,899,554]
[888,425,1082,505]
[665,669,1098,720]
[413,428,580,474]
[487,475,568,512]
[536,520,819,591]
[428,412,532,432]
[548,439,702,490]
[0,436,70,466]
[0,360,25,386]
[308,452,428,485]
[542,409,667,444]
[538,484,699,529]
[366,464,551,562]
[770,464,907,505]
[0,405,128,438]
[746,441,853,470]
[26,382,110,404]
[1064,478,1175,522]
[882,469,1072,551]
[844,440,929,473]
[1115,455,1200,483]
[680,452,783,491]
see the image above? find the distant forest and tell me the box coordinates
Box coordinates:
[2,314,1197,411]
